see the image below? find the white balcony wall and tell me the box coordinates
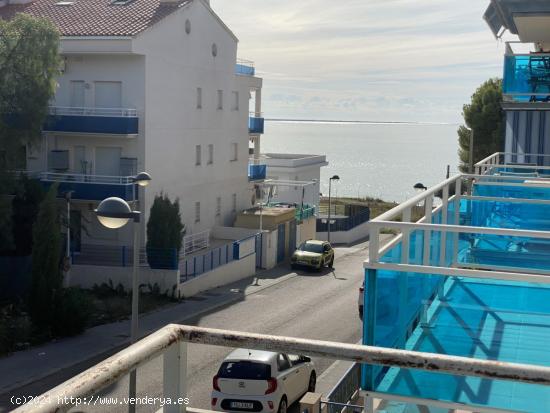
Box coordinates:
[134,1,252,235]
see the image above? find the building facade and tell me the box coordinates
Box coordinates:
[1,0,264,249]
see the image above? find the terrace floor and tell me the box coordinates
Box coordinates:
[376,276,550,412]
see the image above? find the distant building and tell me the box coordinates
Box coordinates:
[485,0,550,163]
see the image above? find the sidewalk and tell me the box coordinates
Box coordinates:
[0,235,391,396]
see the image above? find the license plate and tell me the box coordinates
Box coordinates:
[230,402,254,409]
[298,261,308,265]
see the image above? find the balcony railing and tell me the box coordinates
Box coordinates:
[236,58,255,76]
[39,172,137,201]
[249,112,264,134]
[248,162,267,181]
[14,325,550,413]
[503,53,550,101]
[44,106,139,135]
[363,160,550,412]
[475,151,550,174]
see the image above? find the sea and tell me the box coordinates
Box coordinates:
[260,120,460,203]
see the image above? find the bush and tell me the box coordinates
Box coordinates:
[146,194,185,269]
[53,288,92,337]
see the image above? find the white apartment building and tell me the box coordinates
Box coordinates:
[1,0,264,249]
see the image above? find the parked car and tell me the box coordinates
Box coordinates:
[290,240,334,270]
[358,281,364,319]
[212,349,316,413]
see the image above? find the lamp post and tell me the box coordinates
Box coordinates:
[95,172,151,413]
[327,175,340,243]
[63,191,74,266]
[467,127,475,174]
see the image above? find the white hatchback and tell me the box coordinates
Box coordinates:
[211,349,316,413]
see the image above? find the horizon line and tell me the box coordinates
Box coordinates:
[264,118,459,126]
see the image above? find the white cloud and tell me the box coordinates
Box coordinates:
[211,0,509,123]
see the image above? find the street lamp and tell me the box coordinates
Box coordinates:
[63,191,74,270]
[95,172,150,413]
[327,175,340,243]
[413,182,428,192]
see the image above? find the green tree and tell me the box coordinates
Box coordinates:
[457,78,504,172]
[12,176,45,256]
[146,194,185,269]
[0,14,60,250]
[29,184,62,328]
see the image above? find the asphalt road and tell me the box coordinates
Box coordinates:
[4,242,373,413]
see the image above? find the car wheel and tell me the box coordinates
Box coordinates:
[277,396,288,413]
[308,371,317,392]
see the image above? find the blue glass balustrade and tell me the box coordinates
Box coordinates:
[248,164,267,181]
[503,54,550,101]
[362,183,550,412]
[236,63,255,76]
[44,107,139,135]
[249,116,265,134]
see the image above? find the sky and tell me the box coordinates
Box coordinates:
[210,0,513,124]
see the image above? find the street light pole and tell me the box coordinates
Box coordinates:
[469,128,475,174]
[327,175,340,243]
[95,172,151,413]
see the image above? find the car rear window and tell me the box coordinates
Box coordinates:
[218,361,271,380]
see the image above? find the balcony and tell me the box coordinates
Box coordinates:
[363,158,550,412]
[44,106,139,135]
[249,113,264,134]
[235,58,255,76]
[503,53,550,102]
[38,172,137,202]
[248,161,267,181]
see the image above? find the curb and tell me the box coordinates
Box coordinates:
[0,240,373,397]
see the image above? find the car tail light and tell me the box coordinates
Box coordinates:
[211,398,218,407]
[265,377,278,394]
[268,401,274,410]
[213,375,220,391]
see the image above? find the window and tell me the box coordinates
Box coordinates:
[70,81,85,108]
[232,193,237,213]
[195,145,201,166]
[216,197,221,216]
[208,144,214,165]
[195,202,200,223]
[217,90,223,110]
[231,91,239,111]
[277,354,291,372]
[218,362,270,380]
[230,143,238,161]
[196,87,202,109]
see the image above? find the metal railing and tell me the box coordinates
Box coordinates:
[40,172,135,185]
[48,106,138,117]
[14,324,550,413]
[180,230,210,257]
[475,152,550,174]
[317,209,370,233]
[179,242,234,281]
[324,363,361,413]
[236,58,255,76]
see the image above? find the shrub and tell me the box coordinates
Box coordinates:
[53,288,92,336]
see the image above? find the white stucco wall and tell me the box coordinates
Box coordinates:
[179,252,256,297]
[66,265,180,296]
[134,1,252,237]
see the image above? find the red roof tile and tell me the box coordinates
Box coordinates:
[0,0,192,37]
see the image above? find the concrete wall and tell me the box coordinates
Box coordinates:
[67,265,180,296]
[179,252,256,297]
[260,230,277,270]
[298,218,316,244]
[316,220,370,245]
[134,1,253,236]
[212,226,259,240]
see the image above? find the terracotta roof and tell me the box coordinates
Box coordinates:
[0,0,192,37]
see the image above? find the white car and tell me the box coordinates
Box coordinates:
[211,349,316,413]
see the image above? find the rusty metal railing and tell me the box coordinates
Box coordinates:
[13,324,550,413]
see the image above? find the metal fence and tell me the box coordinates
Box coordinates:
[181,230,210,257]
[316,209,371,233]
[72,244,178,269]
[325,363,361,413]
[179,243,234,281]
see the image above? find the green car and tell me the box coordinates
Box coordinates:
[291,240,335,270]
